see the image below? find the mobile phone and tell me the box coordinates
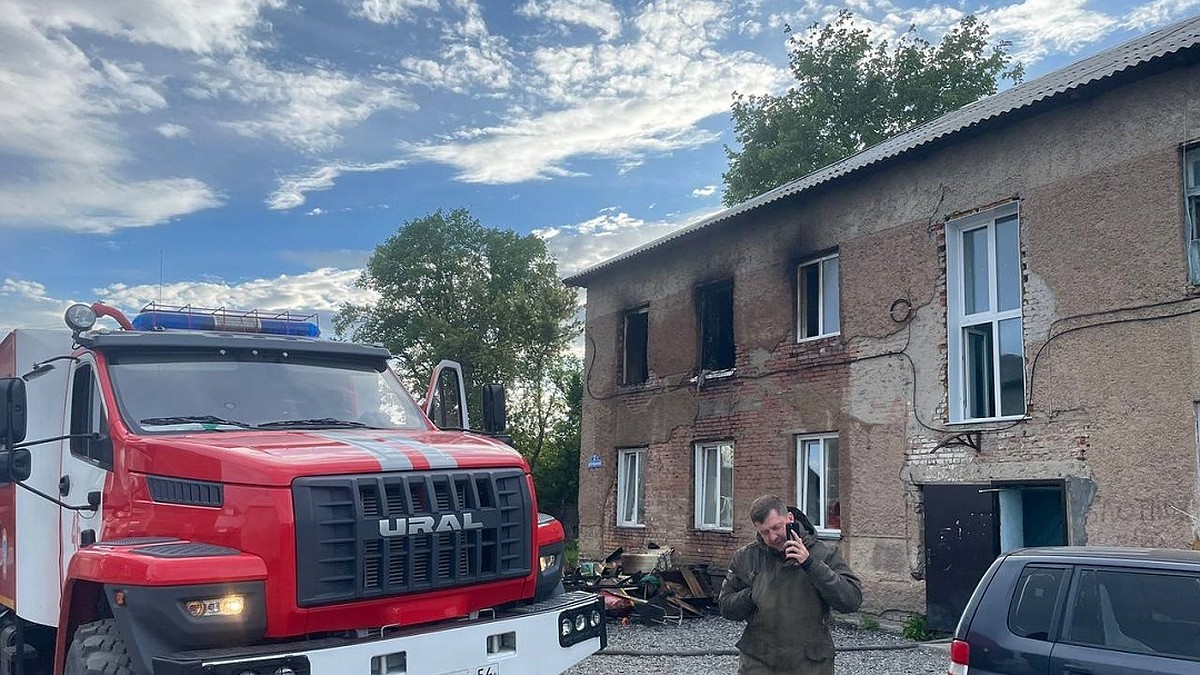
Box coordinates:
[786,521,802,540]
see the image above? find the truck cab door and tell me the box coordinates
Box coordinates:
[424,360,469,430]
[60,358,109,566]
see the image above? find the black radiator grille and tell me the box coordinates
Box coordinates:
[293,469,532,607]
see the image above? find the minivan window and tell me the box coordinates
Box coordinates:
[1064,568,1200,661]
[1007,565,1068,640]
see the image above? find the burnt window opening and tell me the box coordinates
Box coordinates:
[622,307,648,385]
[697,281,734,372]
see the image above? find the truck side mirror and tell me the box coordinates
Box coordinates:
[482,384,506,434]
[0,449,31,484]
[0,378,28,447]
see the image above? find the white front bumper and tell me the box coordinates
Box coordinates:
[156,592,605,675]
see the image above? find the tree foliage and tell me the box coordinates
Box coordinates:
[509,357,581,528]
[722,12,1024,206]
[335,208,580,427]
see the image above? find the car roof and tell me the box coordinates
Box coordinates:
[1007,546,1200,569]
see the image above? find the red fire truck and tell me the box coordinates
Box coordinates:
[0,303,603,675]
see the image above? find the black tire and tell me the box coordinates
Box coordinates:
[64,620,135,675]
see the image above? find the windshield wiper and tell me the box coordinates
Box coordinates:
[140,415,252,429]
[255,418,368,429]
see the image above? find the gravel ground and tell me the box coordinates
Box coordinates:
[564,615,949,675]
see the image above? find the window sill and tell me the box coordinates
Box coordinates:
[946,414,1029,427]
[796,332,841,344]
[690,368,736,383]
[815,529,842,541]
[616,523,646,530]
[694,526,734,534]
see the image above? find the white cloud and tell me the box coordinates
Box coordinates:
[156,123,192,138]
[1124,0,1200,31]
[0,2,232,231]
[518,0,623,40]
[395,0,517,93]
[0,268,377,336]
[980,0,1117,63]
[97,267,377,322]
[0,171,221,234]
[408,97,726,182]
[692,184,717,197]
[268,159,407,210]
[354,0,439,24]
[535,209,706,278]
[9,0,285,54]
[195,57,413,153]
[0,278,75,335]
[408,0,784,183]
[307,207,325,216]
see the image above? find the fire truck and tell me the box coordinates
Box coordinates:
[0,303,604,675]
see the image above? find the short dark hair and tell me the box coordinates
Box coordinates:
[749,494,787,524]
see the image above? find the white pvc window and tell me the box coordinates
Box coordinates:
[946,203,1026,422]
[796,434,840,532]
[694,442,733,530]
[617,448,646,527]
[1186,146,1200,284]
[798,253,840,340]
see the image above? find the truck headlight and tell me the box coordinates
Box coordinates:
[560,617,573,636]
[185,594,246,618]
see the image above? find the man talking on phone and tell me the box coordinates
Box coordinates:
[718,494,862,675]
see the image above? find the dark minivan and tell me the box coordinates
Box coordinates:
[949,546,1200,675]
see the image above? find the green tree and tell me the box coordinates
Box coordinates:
[722,12,1023,206]
[510,357,581,526]
[334,208,580,428]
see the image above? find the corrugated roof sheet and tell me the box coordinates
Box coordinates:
[564,13,1200,286]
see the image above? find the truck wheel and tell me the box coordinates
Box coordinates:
[64,620,135,675]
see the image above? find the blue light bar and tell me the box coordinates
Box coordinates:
[131,310,320,338]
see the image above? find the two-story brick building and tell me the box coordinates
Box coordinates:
[565,16,1200,628]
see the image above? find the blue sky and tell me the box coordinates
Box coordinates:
[1,0,1194,337]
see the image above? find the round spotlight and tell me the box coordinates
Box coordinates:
[64,304,96,332]
[591,609,602,627]
[574,613,587,632]
[560,617,573,637]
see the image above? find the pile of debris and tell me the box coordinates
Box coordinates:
[563,547,719,625]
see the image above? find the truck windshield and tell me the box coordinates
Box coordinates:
[106,349,429,434]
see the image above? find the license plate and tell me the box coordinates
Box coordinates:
[443,665,499,675]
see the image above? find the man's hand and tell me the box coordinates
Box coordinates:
[785,530,810,566]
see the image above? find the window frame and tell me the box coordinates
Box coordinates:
[945,202,1027,423]
[1060,565,1200,662]
[622,306,649,385]
[797,252,841,342]
[616,447,647,528]
[1006,564,1071,642]
[68,359,113,469]
[693,441,734,531]
[1185,144,1200,284]
[795,433,841,535]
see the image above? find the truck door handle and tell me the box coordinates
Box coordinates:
[59,475,70,496]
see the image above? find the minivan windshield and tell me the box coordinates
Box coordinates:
[106,349,428,434]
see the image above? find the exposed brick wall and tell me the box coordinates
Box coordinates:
[576,63,1200,616]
